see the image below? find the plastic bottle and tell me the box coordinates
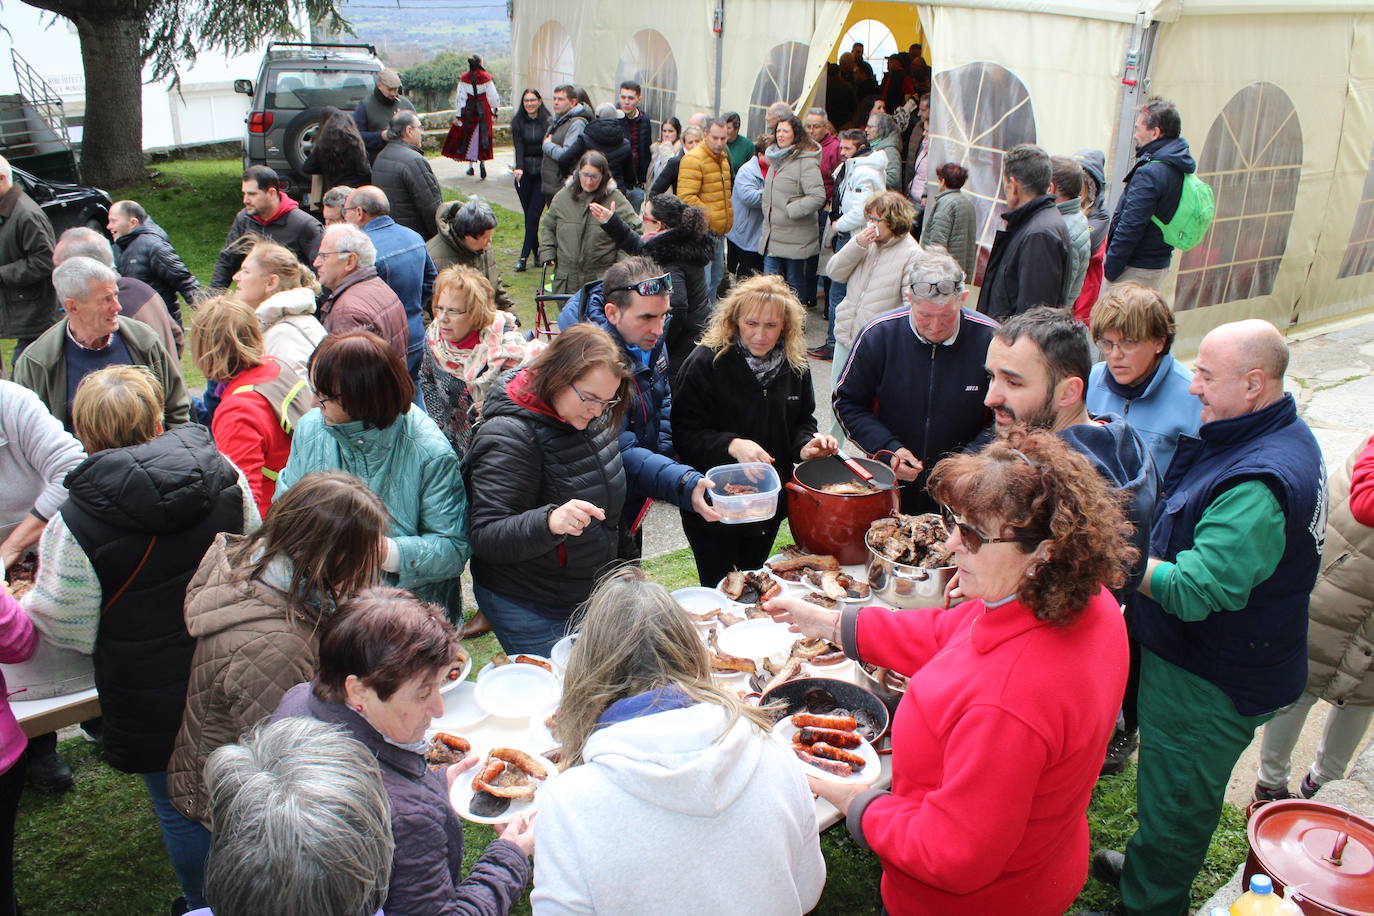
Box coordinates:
[1276,885,1304,916]
[1230,874,1288,915]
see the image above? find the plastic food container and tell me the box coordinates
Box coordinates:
[706,463,781,525]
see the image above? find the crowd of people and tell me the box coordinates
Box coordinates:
[0,50,1367,916]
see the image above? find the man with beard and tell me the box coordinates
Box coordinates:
[210,166,322,289]
[983,306,1158,596]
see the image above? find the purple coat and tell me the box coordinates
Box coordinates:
[272,683,530,915]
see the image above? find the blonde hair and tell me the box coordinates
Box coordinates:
[192,294,265,382]
[72,365,164,453]
[864,190,916,237]
[432,265,496,332]
[698,273,807,370]
[555,568,772,766]
[245,239,322,296]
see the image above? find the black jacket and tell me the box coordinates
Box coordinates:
[979,194,1070,321]
[112,217,199,321]
[597,214,713,373]
[372,139,443,240]
[673,344,818,532]
[621,111,653,188]
[301,148,372,195]
[559,117,634,190]
[1106,136,1196,279]
[210,196,322,289]
[834,308,999,514]
[61,424,246,774]
[0,185,59,339]
[465,369,627,613]
[511,108,551,173]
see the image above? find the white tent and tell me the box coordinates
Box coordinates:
[511,0,1374,352]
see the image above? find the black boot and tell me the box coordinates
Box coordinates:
[515,257,528,273]
[466,165,474,176]
[480,162,487,180]
[26,733,74,792]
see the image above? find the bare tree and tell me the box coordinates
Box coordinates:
[18,0,349,187]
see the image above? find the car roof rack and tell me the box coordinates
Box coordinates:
[267,41,378,56]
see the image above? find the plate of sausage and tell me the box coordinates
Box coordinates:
[449,746,560,824]
[773,712,879,784]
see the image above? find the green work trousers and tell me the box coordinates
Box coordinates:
[1120,649,1273,916]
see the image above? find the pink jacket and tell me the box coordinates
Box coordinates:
[0,591,39,774]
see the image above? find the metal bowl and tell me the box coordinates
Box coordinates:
[758,676,890,740]
[865,530,957,609]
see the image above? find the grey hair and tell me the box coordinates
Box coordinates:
[905,247,966,306]
[0,154,11,184]
[594,102,620,120]
[1004,143,1052,196]
[203,717,394,916]
[805,107,827,119]
[54,228,116,268]
[449,196,496,239]
[325,224,376,270]
[53,256,118,303]
[682,124,704,142]
[768,101,794,119]
[386,110,420,140]
[350,185,389,217]
[868,111,896,136]
[322,185,354,210]
[704,116,728,133]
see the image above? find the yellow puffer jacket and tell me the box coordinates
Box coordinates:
[676,144,733,236]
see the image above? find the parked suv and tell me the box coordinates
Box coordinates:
[234,41,382,204]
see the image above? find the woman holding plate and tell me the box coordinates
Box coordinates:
[273,586,532,916]
[766,430,1132,916]
[532,568,824,915]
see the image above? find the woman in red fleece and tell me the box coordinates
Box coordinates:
[768,430,1134,915]
[191,295,302,518]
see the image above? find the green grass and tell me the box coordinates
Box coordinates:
[10,160,1249,914]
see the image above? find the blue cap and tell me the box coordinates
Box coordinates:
[1249,874,1274,894]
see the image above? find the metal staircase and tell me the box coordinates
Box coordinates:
[1,48,80,182]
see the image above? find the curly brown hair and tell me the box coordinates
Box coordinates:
[928,429,1136,624]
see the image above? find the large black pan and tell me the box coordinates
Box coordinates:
[759,676,891,741]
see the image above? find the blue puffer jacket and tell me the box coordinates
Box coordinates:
[364,215,435,375]
[1105,136,1195,279]
[274,407,469,611]
[556,281,702,529]
[1087,354,1202,477]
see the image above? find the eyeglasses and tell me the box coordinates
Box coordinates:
[578,170,603,180]
[570,382,621,410]
[941,506,1035,554]
[434,306,471,319]
[1095,337,1143,355]
[315,250,349,259]
[610,272,674,297]
[311,386,336,407]
[910,278,963,298]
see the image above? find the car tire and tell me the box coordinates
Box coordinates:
[283,108,328,175]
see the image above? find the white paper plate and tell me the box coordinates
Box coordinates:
[525,702,561,756]
[439,652,473,694]
[772,715,880,784]
[716,618,796,661]
[449,748,560,824]
[431,681,487,731]
[764,554,811,590]
[473,664,560,719]
[549,633,578,672]
[800,571,871,607]
[671,586,731,624]
[476,654,555,682]
[714,571,781,606]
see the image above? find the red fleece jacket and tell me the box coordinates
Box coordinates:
[849,590,1127,916]
[213,357,295,517]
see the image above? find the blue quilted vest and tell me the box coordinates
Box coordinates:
[1132,394,1327,716]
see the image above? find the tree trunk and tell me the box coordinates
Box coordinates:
[72,12,146,188]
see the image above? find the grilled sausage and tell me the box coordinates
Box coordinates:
[797,726,862,749]
[792,713,858,731]
[793,744,852,777]
[807,741,867,771]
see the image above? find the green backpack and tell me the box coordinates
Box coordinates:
[1151,167,1214,251]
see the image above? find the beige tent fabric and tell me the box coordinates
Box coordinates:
[1151,12,1374,350]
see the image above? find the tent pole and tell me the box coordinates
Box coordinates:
[712,0,725,116]
[1109,11,1158,210]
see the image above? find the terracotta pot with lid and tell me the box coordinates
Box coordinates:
[1243,798,1374,915]
[785,454,899,565]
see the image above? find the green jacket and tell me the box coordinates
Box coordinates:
[12,316,191,430]
[0,185,59,340]
[539,179,638,294]
[921,188,978,283]
[274,407,469,612]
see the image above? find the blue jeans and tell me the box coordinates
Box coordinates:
[141,771,211,909]
[707,234,725,300]
[764,255,809,302]
[826,232,851,348]
[473,582,574,656]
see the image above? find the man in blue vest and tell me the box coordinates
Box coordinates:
[1089,319,1326,916]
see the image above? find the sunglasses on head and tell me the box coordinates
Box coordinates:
[910,278,964,298]
[611,272,674,297]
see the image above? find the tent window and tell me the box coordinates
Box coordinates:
[839,19,897,79]
[926,61,1036,276]
[1337,141,1374,279]
[1175,82,1302,311]
[616,29,678,128]
[748,42,809,138]
[529,20,575,103]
